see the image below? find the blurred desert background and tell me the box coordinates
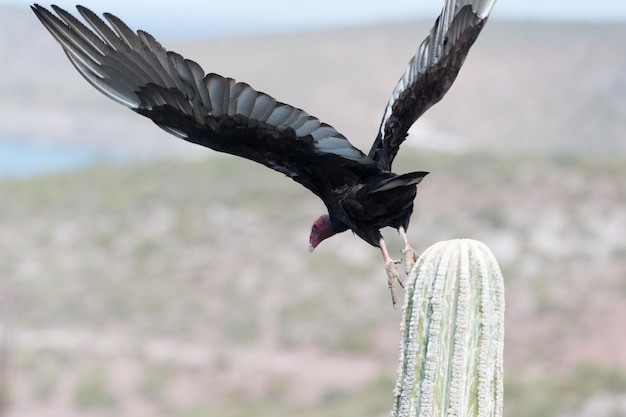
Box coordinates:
[1,2,626,417]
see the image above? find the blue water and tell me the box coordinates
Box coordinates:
[0,140,126,178]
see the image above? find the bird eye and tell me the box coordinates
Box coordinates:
[312,224,318,231]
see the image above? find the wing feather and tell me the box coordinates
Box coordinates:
[311,125,338,141]
[287,113,311,131]
[295,119,321,136]
[31,4,374,196]
[76,6,124,50]
[265,105,294,126]
[235,85,257,116]
[102,12,142,50]
[205,74,229,114]
[278,108,302,127]
[368,0,496,170]
[227,82,246,115]
[249,94,276,121]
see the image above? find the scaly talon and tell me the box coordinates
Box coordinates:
[402,246,418,274]
[380,238,403,307]
[385,259,401,307]
[399,226,418,275]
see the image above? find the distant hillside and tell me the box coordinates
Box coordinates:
[3,150,626,417]
[2,5,625,156]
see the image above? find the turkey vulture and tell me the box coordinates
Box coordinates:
[32,1,496,305]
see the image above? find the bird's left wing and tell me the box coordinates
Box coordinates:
[31,5,375,196]
[368,0,496,171]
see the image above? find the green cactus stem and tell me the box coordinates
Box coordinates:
[391,239,505,417]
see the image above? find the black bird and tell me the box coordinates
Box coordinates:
[32,1,496,305]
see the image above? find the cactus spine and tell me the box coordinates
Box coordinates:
[391,239,505,417]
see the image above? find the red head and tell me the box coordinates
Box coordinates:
[308,214,337,252]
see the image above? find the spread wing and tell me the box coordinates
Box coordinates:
[31,4,375,198]
[368,0,496,171]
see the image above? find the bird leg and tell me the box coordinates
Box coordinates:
[399,226,418,275]
[380,238,402,307]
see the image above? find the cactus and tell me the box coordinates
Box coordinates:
[391,239,505,417]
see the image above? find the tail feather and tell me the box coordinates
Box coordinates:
[368,171,429,194]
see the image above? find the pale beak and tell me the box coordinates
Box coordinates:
[308,243,315,253]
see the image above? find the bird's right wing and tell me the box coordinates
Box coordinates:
[32,4,375,198]
[368,0,496,171]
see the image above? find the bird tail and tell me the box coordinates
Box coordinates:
[367,171,429,194]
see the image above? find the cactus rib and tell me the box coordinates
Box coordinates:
[391,239,505,417]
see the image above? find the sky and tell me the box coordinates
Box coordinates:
[8,0,626,37]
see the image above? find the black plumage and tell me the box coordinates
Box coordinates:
[32,0,496,305]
